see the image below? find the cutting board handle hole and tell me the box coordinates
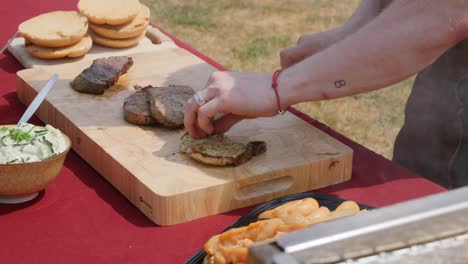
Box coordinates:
[234,176,293,201]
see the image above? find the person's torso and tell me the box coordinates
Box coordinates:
[394,40,468,188]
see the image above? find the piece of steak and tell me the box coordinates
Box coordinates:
[70,56,133,94]
[123,90,157,125]
[144,85,195,129]
[180,133,267,166]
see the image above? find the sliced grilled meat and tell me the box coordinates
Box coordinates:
[180,133,267,166]
[144,85,195,129]
[123,90,157,125]
[70,56,133,94]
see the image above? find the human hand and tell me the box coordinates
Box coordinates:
[280,29,341,69]
[184,71,281,138]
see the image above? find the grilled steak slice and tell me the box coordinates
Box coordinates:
[144,85,195,129]
[180,133,267,166]
[123,90,157,125]
[70,56,133,94]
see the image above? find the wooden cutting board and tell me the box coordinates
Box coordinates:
[16,47,353,225]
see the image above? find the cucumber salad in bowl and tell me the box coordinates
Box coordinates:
[0,123,68,164]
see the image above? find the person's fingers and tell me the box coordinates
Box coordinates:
[184,98,200,138]
[184,87,218,138]
[280,47,296,69]
[213,114,244,135]
[280,46,308,69]
[197,98,224,135]
[296,35,308,45]
[193,122,208,139]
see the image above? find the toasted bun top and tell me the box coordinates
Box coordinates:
[90,4,150,31]
[19,11,88,47]
[78,0,141,25]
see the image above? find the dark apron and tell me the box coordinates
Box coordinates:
[393,41,468,188]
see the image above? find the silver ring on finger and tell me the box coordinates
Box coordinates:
[193,92,207,107]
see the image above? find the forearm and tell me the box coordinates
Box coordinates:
[337,0,383,38]
[280,0,468,105]
[379,0,393,10]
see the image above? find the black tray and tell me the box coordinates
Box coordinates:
[184,192,374,264]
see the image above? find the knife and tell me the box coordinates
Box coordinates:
[0,30,19,55]
[17,73,59,125]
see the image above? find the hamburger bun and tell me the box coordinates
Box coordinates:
[89,29,145,49]
[19,11,88,48]
[89,4,150,39]
[25,34,92,59]
[78,0,141,25]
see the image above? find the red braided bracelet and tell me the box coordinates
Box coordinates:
[272,69,287,115]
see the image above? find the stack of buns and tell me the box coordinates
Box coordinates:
[78,0,149,49]
[19,11,92,59]
[18,0,150,59]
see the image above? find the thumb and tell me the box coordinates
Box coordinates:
[213,114,244,135]
[280,45,310,69]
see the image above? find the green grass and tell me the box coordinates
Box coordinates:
[142,0,413,159]
[162,5,215,30]
[232,36,291,61]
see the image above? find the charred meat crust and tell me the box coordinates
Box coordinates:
[180,133,267,166]
[248,141,267,156]
[70,56,133,94]
[123,90,157,125]
[234,141,267,165]
[144,85,195,129]
[193,140,266,166]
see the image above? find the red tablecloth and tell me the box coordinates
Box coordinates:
[0,1,446,263]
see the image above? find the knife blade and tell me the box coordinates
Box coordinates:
[17,73,59,125]
[0,30,19,55]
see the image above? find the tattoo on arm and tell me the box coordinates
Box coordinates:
[334,80,346,88]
